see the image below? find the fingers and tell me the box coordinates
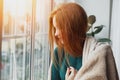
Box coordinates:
[65,68,71,79]
[65,66,77,80]
[69,66,77,75]
[69,67,77,79]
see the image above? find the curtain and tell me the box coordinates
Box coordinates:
[110,0,120,77]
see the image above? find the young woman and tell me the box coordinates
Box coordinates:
[48,2,119,80]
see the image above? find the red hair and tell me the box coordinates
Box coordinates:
[49,3,88,65]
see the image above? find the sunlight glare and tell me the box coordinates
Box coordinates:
[5,0,26,17]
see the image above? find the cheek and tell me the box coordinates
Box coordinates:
[60,35,64,44]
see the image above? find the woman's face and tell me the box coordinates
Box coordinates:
[53,16,64,44]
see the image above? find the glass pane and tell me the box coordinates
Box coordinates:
[1,38,31,80]
[33,0,50,80]
[1,0,32,80]
[1,0,51,80]
[34,34,49,80]
[3,0,32,36]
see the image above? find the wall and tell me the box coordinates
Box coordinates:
[76,0,111,39]
[110,0,120,77]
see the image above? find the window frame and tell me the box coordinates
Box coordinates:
[0,0,3,79]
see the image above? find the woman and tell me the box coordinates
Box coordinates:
[48,2,119,80]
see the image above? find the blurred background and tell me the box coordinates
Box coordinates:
[0,0,119,80]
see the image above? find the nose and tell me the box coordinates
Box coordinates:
[55,30,59,37]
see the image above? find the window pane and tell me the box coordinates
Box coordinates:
[33,0,51,79]
[1,0,32,80]
[1,38,31,80]
[1,0,51,80]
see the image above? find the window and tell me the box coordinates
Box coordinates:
[0,0,51,80]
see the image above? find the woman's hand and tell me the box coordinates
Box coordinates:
[65,66,77,80]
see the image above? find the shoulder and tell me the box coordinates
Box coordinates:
[54,47,65,55]
[95,41,112,53]
[93,41,113,59]
[53,47,64,59]
[84,36,112,56]
[85,36,111,51]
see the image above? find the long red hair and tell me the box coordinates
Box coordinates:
[49,3,88,65]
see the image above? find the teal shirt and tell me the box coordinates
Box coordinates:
[51,48,82,80]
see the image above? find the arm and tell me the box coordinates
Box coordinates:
[48,60,61,80]
[51,63,61,80]
[48,47,61,80]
